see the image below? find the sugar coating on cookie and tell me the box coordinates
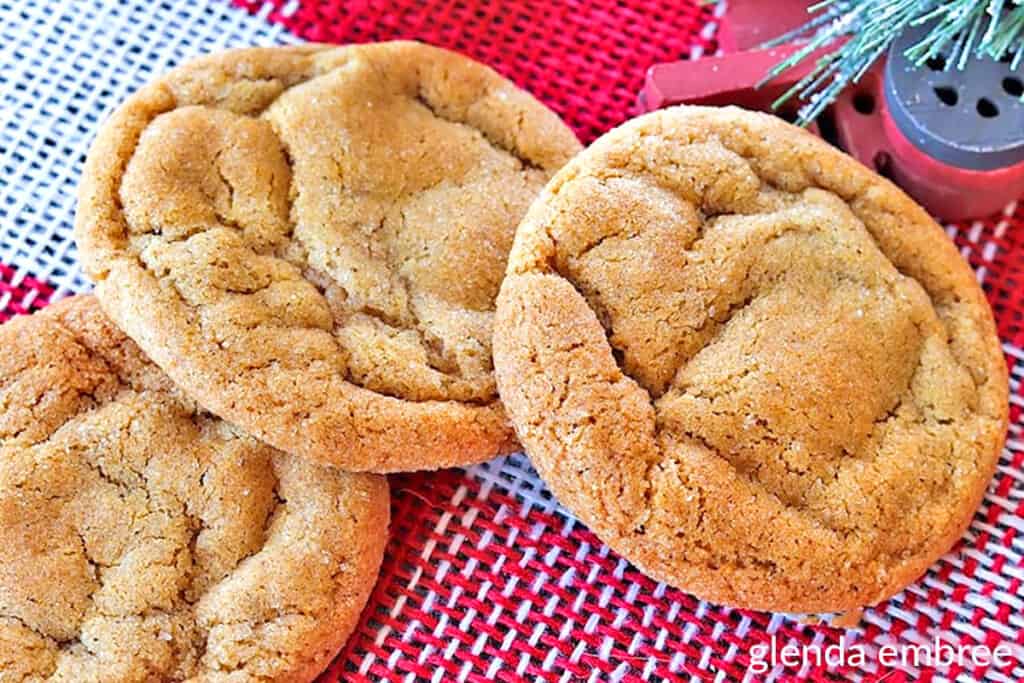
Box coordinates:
[493,106,1008,613]
[75,42,581,472]
[0,296,388,681]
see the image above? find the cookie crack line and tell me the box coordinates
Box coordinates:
[597,127,995,400]
[411,90,544,173]
[111,45,543,394]
[548,147,983,437]
[115,99,490,407]
[2,431,288,664]
[275,130,466,386]
[548,226,963,541]
[391,208,473,382]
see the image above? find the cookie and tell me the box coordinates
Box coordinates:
[74,42,581,473]
[493,106,1008,614]
[0,296,389,681]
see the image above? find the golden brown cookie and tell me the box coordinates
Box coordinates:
[493,106,1009,614]
[0,296,389,681]
[74,42,581,473]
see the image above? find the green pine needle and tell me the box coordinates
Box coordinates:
[718,0,1024,124]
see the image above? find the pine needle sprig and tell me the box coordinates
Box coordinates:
[719,0,1024,124]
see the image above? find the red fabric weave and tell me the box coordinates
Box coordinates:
[0,263,53,323]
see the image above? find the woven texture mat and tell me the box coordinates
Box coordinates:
[2,1,1023,680]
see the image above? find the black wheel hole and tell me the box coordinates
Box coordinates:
[1003,76,1023,97]
[978,97,999,118]
[926,54,947,71]
[816,108,840,149]
[934,86,958,106]
[778,107,799,124]
[853,92,875,115]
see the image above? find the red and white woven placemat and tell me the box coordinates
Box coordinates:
[2,1,1022,680]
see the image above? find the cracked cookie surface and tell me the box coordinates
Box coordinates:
[0,296,389,681]
[493,106,1009,613]
[75,42,581,472]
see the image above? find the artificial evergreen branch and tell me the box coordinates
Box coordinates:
[734,0,1024,124]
